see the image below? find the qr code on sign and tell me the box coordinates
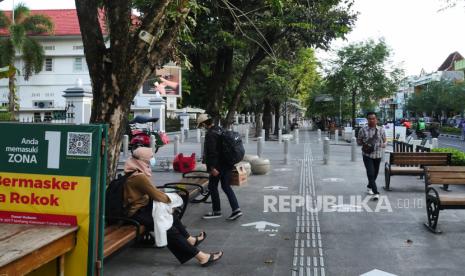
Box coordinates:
[67,132,92,156]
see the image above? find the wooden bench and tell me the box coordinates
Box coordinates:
[424,166,465,233]
[384,152,451,191]
[103,184,189,259]
[0,224,78,275]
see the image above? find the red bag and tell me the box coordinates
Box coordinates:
[173,153,196,173]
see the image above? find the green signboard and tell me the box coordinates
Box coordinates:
[0,123,107,276]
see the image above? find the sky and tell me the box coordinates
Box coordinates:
[1,0,464,77]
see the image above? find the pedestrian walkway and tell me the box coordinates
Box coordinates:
[106,130,465,276]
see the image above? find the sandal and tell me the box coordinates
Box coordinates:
[194,231,207,246]
[201,251,223,267]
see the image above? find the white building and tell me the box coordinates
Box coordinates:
[0,9,180,123]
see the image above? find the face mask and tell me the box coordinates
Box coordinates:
[150,157,156,167]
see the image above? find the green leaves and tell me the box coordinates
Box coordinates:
[22,14,54,34]
[22,37,44,80]
[318,39,403,121]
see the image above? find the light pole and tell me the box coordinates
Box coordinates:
[390,102,397,142]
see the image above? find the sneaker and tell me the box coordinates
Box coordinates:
[226,210,243,221]
[366,188,374,195]
[372,194,380,201]
[202,211,222,219]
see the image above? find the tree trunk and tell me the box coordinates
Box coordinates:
[352,89,356,127]
[8,73,16,120]
[255,113,262,138]
[274,102,280,135]
[263,98,272,140]
[76,0,190,181]
[224,48,267,128]
[204,47,234,123]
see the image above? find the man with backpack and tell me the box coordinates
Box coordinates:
[197,114,243,220]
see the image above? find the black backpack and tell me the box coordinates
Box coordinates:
[220,130,245,166]
[105,171,134,225]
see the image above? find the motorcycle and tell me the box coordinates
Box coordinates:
[127,116,169,153]
[415,129,427,139]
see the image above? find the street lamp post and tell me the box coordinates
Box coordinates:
[390,102,397,142]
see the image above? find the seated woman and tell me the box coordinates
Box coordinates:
[123,147,223,266]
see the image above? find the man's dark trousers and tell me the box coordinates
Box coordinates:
[208,166,240,212]
[362,155,382,194]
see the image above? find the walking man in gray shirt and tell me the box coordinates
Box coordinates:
[357,112,387,200]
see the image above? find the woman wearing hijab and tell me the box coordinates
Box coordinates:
[123,147,223,266]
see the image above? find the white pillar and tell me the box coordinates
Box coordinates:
[335,129,339,144]
[245,128,249,144]
[261,129,265,140]
[123,135,129,158]
[62,83,93,124]
[257,137,264,157]
[196,129,201,143]
[323,137,330,165]
[294,129,299,144]
[278,129,283,144]
[432,138,438,149]
[284,139,290,165]
[271,114,275,135]
[150,135,156,153]
[180,128,185,143]
[149,92,166,132]
[174,135,180,156]
[351,137,357,162]
[200,135,205,158]
[317,129,322,143]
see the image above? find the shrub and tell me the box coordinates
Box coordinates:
[0,112,12,121]
[439,126,461,135]
[431,147,465,166]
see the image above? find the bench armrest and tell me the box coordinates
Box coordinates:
[183,170,209,179]
[164,182,209,196]
[105,216,144,241]
[157,185,189,219]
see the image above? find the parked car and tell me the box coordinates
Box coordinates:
[355,117,368,127]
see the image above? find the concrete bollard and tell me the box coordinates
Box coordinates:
[335,129,339,144]
[351,137,357,162]
[261,129,265,141]
[150,135,156,153]
[317,129,322,143]
[200,135,205,157]
[174,135,179,156]
[278,129,283,144]
[432,138,438,149]
[257,137,264,158]
[284,139,290,165]
[123,135,129,158]
[294,129,299,144]
[323,137,330,165]
[180,128,185,143]
[197,129,201,143]
[245,128,249,144]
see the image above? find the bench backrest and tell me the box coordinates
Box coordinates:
[390,152,451,166]
[425,166,465,186]
[393,141,413,153]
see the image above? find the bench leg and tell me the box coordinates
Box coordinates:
[441,184,450,192]
[383,165,392,191]
[424,195,442,234]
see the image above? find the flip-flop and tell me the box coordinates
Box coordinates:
[194,231,207,246]
[201,251,223,267]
